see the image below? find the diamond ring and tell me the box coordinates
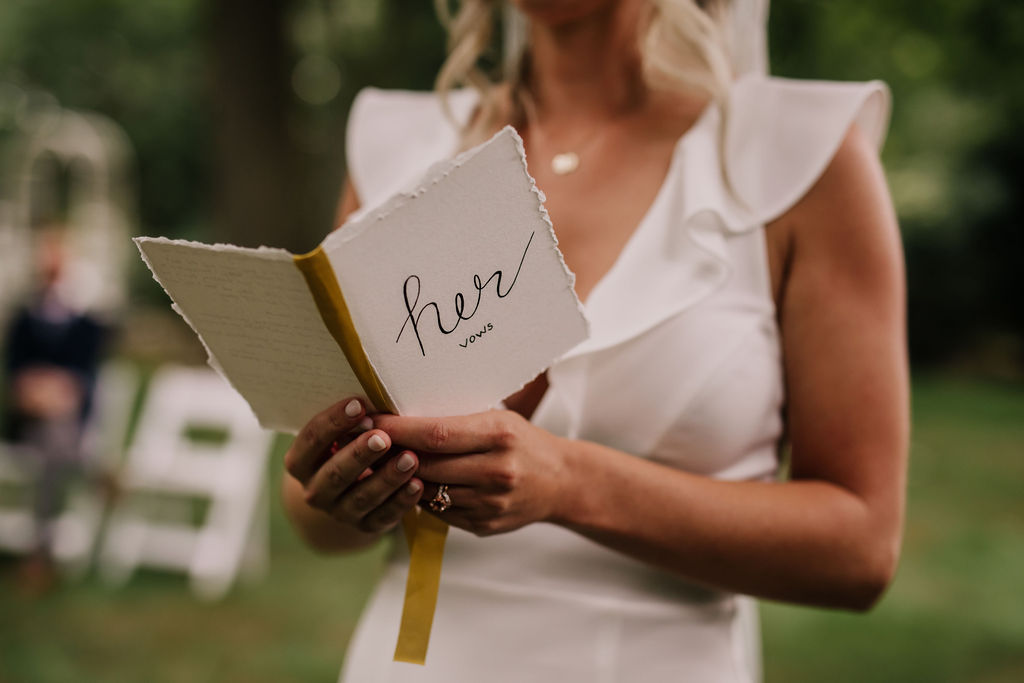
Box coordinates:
[428,484,452,513]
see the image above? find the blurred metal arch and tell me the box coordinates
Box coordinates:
[0,105,135,320]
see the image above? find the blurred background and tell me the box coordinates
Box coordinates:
[0,0,1021,681]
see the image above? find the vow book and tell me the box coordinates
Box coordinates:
[136,127,589,431]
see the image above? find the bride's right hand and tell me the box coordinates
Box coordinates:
[284,397,423,534]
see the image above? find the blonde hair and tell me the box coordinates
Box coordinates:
[434,0,736,145]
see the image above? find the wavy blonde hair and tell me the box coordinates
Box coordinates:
[434,0,736,146]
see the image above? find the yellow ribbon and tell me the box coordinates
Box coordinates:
[294,246,447,666]
[293,246,393,415]
[394,509,449,664]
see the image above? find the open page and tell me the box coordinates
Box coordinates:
[323,127,588,417]
[135,239,362,433]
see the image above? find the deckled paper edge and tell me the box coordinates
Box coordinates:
[134,235,294,259]
[332,126,591,412]
[133,236,294,433]
[504,126,590,333]
[493,127,591,402]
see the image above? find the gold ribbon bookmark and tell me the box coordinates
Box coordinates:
[394,509,449,664]
[293,246,392,415]
[294,246,447,666]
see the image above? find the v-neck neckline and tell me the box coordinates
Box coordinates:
[573,97,719,309]
[516,99,720,424]
[448,87,725,423]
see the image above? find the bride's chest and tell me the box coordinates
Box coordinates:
[532,143,677,303]
[533,220,785,479]
[539,160,790,308]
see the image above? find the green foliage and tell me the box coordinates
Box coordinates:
[0,0,445,243]
[0,0,207,234]
[771,0,1024,365]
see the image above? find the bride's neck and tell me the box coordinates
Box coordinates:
[525,0,649,123]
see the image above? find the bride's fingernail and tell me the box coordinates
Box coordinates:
[396,452,415,472]
[344,400,362,417]
[358,417,373,431]
[368,433,388,452]
[406,480,422,495]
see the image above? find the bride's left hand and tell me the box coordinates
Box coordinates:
[371,410,571,536]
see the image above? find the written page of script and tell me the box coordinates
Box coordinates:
[325,128,588,417]
[136,241,362,433]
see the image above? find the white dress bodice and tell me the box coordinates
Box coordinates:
[339,75,890,683]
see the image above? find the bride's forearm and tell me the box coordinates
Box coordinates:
[552,438,900,611]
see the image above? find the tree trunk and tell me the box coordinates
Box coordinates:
[205,0,314,251]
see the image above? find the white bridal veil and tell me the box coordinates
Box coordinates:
[730,0,770,77]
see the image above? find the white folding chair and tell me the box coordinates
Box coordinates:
[0,442,36,552]
[0,361,139,573]
[99,365,274,599]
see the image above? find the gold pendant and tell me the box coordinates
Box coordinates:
[551,152,579,175]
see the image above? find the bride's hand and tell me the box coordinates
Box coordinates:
[372,410,571,536]
[284,397,424,534]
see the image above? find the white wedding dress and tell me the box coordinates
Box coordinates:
[337,74,890,683]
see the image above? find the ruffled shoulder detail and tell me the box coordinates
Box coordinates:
[724,75,891,225]
[558,75,891,362]
[345,87,476,211]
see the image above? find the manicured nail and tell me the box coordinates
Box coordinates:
[396,452,416,472]
[368,433,388,452]
[358,417,373,431]
[406,480,422,495]
[344,400,362,417]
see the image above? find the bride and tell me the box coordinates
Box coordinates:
[282,0,907,680]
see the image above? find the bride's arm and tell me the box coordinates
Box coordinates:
[373,125,909,610]
[334,176,360,229]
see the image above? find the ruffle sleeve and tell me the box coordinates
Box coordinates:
[725,76,891,225]
[558,75,891,361]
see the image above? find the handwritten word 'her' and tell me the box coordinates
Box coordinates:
[395,232,534,357]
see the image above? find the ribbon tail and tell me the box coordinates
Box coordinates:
[393,509,449,665]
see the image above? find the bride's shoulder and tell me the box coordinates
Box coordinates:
[348,87,472,131]
[345,88,476,206]
[722,74,892,225]
[737,77,899,307]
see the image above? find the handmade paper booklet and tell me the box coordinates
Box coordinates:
[136,127,589,666]
[136,127,588,434]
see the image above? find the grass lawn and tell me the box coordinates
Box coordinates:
[761,375,1024,683]
[2,373,1022,682]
